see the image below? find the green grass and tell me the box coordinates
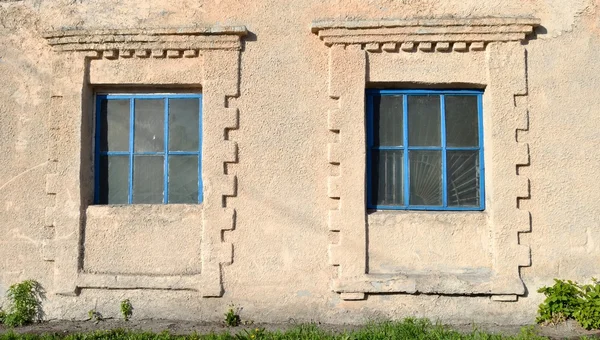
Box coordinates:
[0,318,554,340]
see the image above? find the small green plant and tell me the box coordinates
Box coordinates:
[537,279,581,324]
[573,279,600,330]
[0,280,44,327]
[87,309,104,324]
[516,325,545,340]
[537,278,600,329]
[235,327,266,340]
[224,304,241,327]
[120,299,133,321]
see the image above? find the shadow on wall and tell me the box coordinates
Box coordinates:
[240,31,257,53]
[522,25,548,45]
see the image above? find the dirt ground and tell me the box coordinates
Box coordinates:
[1,319,599,339]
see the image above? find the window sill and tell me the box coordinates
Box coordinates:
[86,204,203,215]
[367,208,486,215]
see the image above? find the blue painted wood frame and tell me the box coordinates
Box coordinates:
[94,93,203,204]
[366,89,485,211]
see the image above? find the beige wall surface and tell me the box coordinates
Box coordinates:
[1,0,600,325]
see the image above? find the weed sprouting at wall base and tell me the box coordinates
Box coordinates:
[0,280,44,327]
[120,299,133,321]
[537,279,580,324]
[224,305,241,327]
[572,279,600,329]
[87,309,104,324]
[537,278,600,329]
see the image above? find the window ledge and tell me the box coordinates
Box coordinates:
[86,204,203,215]
[367,209,486,215]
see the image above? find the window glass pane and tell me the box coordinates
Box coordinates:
[168,155,199,203]
[373,95,403,146]
[169,98,200,151]
[409,150,442,206]
[98,155,129,204]
[370,150,403,206]
[99,99,130,152]
[134,99,164,152]
[133,155,164,204]
[445,95,479,147]
[447,150,480,207]
[408,95,441,146]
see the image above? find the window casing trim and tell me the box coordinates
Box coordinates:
[42,26,245,295]
[365,89,485,211]
[316,31,535,299]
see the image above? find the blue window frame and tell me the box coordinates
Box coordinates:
[94,93,203,204]
[366,89,484,211]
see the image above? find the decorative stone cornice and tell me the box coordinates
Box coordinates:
[44,26,248,54]
[311,17,540,49]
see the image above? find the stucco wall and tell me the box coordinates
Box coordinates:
[1,0,599,325]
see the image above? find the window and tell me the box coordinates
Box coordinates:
[366,89,484,211]
[94,94,203,204]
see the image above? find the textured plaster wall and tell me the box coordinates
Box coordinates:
[368,212,492,274]
[84,206,203,276]
[0,0,599,325]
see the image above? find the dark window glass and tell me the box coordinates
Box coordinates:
[445,96,479,147]
[408,95,441,146]
[98,155,129,204]
[409,150,442,206]
[373,95,403,146]
[99,99,129,152]
[447,150,480,207]
[134,99,164,152]
[370,150,404,206]
[168,155,199,203]
[132,155,164,204]
[169,98,200,152]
